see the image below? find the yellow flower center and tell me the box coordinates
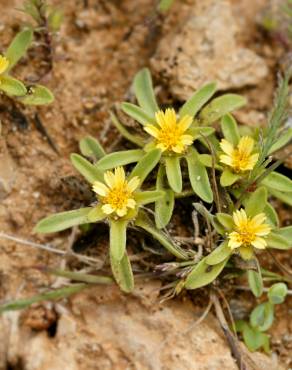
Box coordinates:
[92,167,140,218]
[0,55,9,75]
[228,209,271,255]
[220,136,259,173]
[144,108,194,154]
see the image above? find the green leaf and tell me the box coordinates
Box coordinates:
[268,128,292,154]
[5,28,33,70]
[244,187,267,217]
[266,232,290,250]
[220,169,240,187]
[121,102,153,125]
[155,165,174,229]
[185,257,228,289]
[79,136,106,160]
[19,85,54,105]
[110,251,134,293]
[205,241,231,265]
[133,68,159,116]
[0,76,26,96]
[277,225,292,242]
[248,270,263,298]
[46,269,113,285]
[215,213,233,230]
[264,202,279,227]
[220,114,240,145]
[262,172,292,193]
[179,82,217,118]
[158,0,175,12]
[96,149,144,171]
[269,189,292,206]
[110,219,128,261]
[199,94,247,125]
[0,284,87,314]
[165,156,182,193]
[87,205,106,222]
[129,148,161,183]
[71,154,103,183]
[110,111,145,147]
[186,149,213,202]
[243,325,268,352]
[268,283,288,305]
[135,211,189,260]
[187,127,215,139]
[193,202,225,235]
[135,190,164,205]
[34,208,92,233]
[250,302,274,331]
[197,154,222,170]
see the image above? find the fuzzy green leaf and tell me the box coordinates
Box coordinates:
[277,225,292,242]
[205,241,231,265]
[121,102,154,125]
[34,208,92,233]
[269,189,292,206]
[79,136,106,160]
[179,82,217,118]
[71,154,103,183]
[199,94,246,125]
[135,212,188,260]
[268,128,292,154]
[110,251,134,293]
[19,85,54,105]
[165,156,182,193]
[220,114,240,145]
[0,76,26,96]
[216,213,233,231]
[110,219,128,261]
[262,172,292,193]
[135,190,164,205]
[266,231,290,250]
[185,257,228,289]
[186,149,213,202]
[244,187,267,217]
[133,68,158,116]
[250,302,274,332]
[264,203,279,227]
[248,270,263,298]
[155,165,174,229]
[220,169,240,187]
[268,283,288,305]
[96,149,144,171]
[5,28,33,70]
[129,148,161,183]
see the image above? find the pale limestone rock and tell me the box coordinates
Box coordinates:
[151,0,268,100]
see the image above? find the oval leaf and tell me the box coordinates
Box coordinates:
[266,232,290,250]
[129,148,161,183]
[244,187,267,217]
[110,251,134,293]
[5,28,33,70]
[205,241,231,265]
[262,172,292,193]
[121,102,153,125]
[135,190,164,205]
[268,283,288,305]
[79,136,106,160]
[248,270,263,298]
[179,82,217,118]
[155,165,174,229]
[250,302,274,332]
[96,149,144,171]
[215,213,233,231]
[220,114,240,145]
[165,156,182,193]
[34,208,92,233]
[0,76,26,96]
[133,68,158,116]
[220,169,240,187]
[19,85,54,105]
[110,219,128,261]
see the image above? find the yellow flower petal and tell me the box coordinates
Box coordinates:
[104,171,116,188]
[178,115,193,132]
[238,136,254,157]
[220,139,234,156]
[220,154,233,166]
[127,176,140,192]
[117,207,127,217]
[92,181,109,197]
[144,125,160,138]
[102,204,114,214]
[127,198,136,208]
[251,237,267,249]
[239,245,254,260]
[181,134,193,145]
[0,55,9,75]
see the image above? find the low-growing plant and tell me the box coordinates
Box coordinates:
[2,67,291,361]
[0,28,54,105]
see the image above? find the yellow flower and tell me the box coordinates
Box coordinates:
[144,108,193,154]
[220,136,259,172]
[92,167,140,218]
[228,209,271,259]
[0,55,9,75]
